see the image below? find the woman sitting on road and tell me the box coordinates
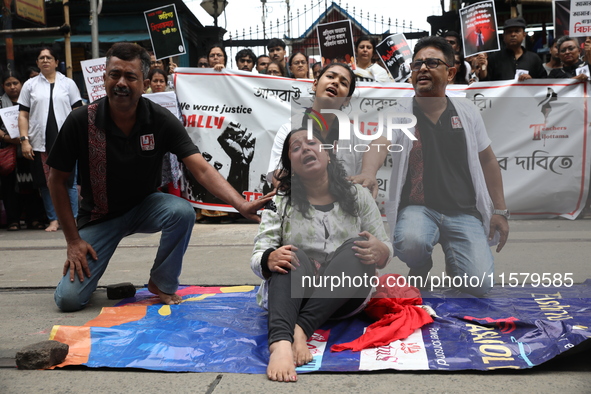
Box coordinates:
[251,128,392,382]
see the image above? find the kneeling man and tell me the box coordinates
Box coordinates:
[48,43,270,311]
[387,36,509,296]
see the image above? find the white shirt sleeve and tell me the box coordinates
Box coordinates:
[266,122,291,183]
[66,78,83,106]
[17,79,32,108]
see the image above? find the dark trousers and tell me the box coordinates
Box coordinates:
[0,170,44,225]
[267,237,374,345]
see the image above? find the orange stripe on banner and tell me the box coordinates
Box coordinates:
[220,286,255,293]
[49,325,91,367]
[83,306,147,328]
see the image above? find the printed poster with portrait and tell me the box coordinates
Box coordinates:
[316,20,356,69]
[375,34,413,82]
[459,0,500,57]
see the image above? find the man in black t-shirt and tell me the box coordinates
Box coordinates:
[387,36,509,296]
[48,43,271,312]
[478,17,546,81]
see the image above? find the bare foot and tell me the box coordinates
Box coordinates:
[45,220,59,232]
[148,279,182,305]
[267,340,297,382]
[292,324,313,366]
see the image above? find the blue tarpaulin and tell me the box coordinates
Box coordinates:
[50,281,591,373]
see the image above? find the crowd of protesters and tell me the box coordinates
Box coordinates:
[0,11,589,385]
[0,18,590,230]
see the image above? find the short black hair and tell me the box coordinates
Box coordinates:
[442,30,462,50]
[413,36,455,67]
[355,35,377,50]
[267,60,286,76]
[442,30,460,40]
[26,66,40,79]
[235,48,256,64]
[2,70,23,85]
[106,43,151,79]
[267,38,286,51]
[148,68,167,81]
[257,54,270,64]
[207,43,227,67]
[37,46,59,62]
[288,51,309,67]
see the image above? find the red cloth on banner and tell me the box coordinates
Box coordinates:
[331,274,434,352]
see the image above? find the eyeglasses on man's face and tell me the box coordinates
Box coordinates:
[410,58,451,72]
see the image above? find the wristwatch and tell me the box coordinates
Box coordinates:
[19,136,29,142]
[493,209,510,219]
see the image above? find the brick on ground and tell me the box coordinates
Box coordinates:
[15,340,69,370]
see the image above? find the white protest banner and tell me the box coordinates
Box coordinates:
[569,0,591,37]
[462,79,589,219]
[0,105,20,138]
[81,57,106,103]
[175,69,589,219]
[143,91,180,118]
[175,68,310,211]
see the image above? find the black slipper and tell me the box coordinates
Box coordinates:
[7,223,20,231]
[27,221,45,230]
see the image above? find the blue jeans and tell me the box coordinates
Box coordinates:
[394,205,494,296]
[41,166,79,221]
[54,192,196,312]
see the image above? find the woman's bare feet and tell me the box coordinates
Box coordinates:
[292,324,313,366]
[267,340,297,382]
[45,220,59,232]
[148,279,182,305]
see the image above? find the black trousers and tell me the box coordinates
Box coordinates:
[267,237,375,345]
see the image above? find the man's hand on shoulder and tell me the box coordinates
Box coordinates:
[64,238,98,282]
[237,191,276,222]
[348,172,379,198]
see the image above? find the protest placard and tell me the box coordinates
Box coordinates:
[316,20,355,69]
[375,34,412,82]
[553,0,570,38]
[80,57,106,103]
[143,91,181,118]
[569,0,591,37]
[459,0,500,57]
[0,105,20,138]
[144,4,186,60]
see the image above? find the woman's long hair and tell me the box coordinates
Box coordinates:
[275,129,358,218]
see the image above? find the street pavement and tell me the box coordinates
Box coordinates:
[0,218,590,393]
